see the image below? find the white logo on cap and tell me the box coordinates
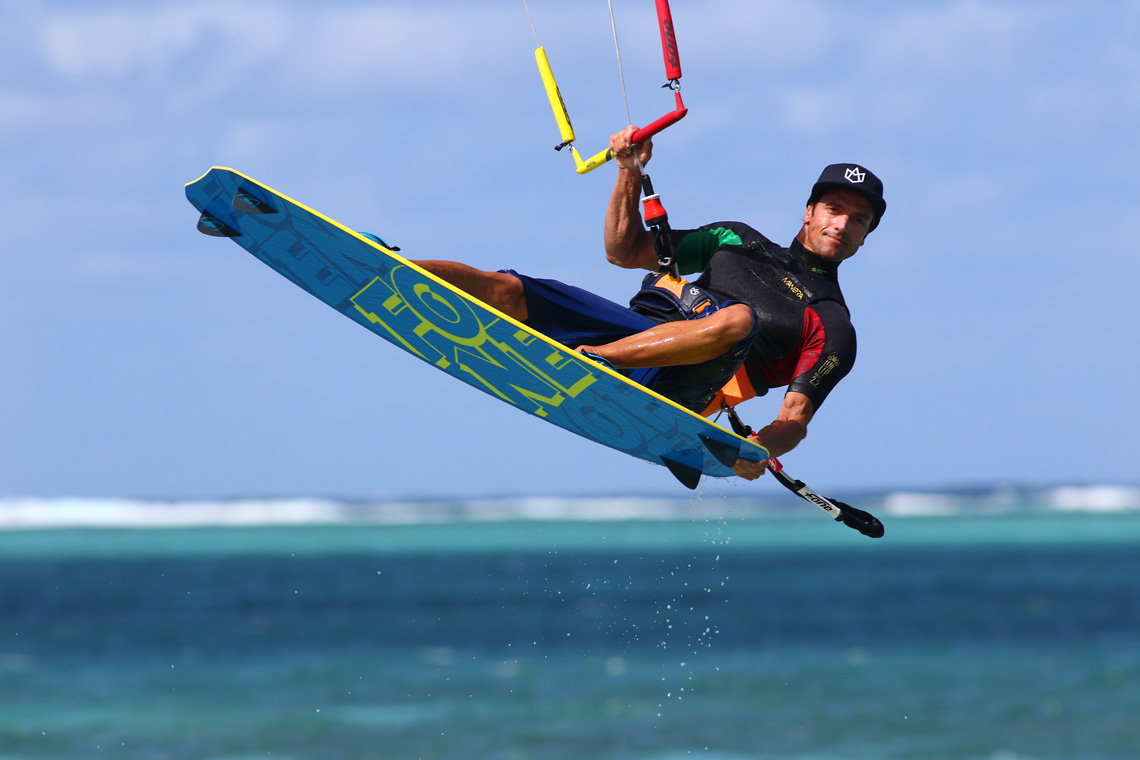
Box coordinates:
[844,167,865,184]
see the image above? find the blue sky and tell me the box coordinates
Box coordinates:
[2,0,1138,500]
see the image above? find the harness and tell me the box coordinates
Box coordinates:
[631,155,761,429]
[628,271,717,323]
[628,269,762,423]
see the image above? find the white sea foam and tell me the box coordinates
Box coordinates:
[1047,485,1140,512]
[880,492,963,517]
[0,485,1137,529]
[0,496,346,529]
[0,495,709,530]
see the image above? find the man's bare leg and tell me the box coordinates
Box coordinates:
[415,261,752,370]
[414,260,528,322]
[578,303,756,369]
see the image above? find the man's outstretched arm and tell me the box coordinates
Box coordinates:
[604,126,658,271]
[732,391,814,480]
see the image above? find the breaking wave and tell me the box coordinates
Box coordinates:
[1,485,1138,529]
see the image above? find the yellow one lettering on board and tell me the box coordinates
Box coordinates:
[350,265,596,417]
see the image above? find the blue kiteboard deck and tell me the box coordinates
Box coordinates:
[184,168,766,488]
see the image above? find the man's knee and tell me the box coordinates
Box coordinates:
[488,271,527,319]
[414,261,528,321]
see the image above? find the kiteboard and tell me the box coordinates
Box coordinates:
[185,167,767,489]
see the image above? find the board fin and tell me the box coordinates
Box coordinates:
[197,213,241,238]
[698,434,740,468]
[661,455,702,490]
[233,187,278,215]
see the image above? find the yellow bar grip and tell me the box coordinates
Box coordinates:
[572,146,614,175]
[535,47,575,145]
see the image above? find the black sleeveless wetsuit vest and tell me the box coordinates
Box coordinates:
[667,221,857,410]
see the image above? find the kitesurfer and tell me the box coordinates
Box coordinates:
[414,126,885,480]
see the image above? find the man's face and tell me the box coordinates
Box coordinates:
[798,189,875,262]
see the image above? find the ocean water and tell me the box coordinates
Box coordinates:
[2,494,1139,760]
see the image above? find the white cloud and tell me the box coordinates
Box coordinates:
[33,2,526,94]
[39,3,289,79]
[685,0,1061,79]
[0,2,542,146]
[863,1,1053,78]
[281,7,520,87]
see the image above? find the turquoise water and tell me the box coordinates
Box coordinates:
[2,512,1139,759]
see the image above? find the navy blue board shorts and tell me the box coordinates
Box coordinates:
[503,270,758,413]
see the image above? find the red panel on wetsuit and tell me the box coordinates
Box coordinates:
[755,307,826,389]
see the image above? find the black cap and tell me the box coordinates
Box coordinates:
[808,164,886,232]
